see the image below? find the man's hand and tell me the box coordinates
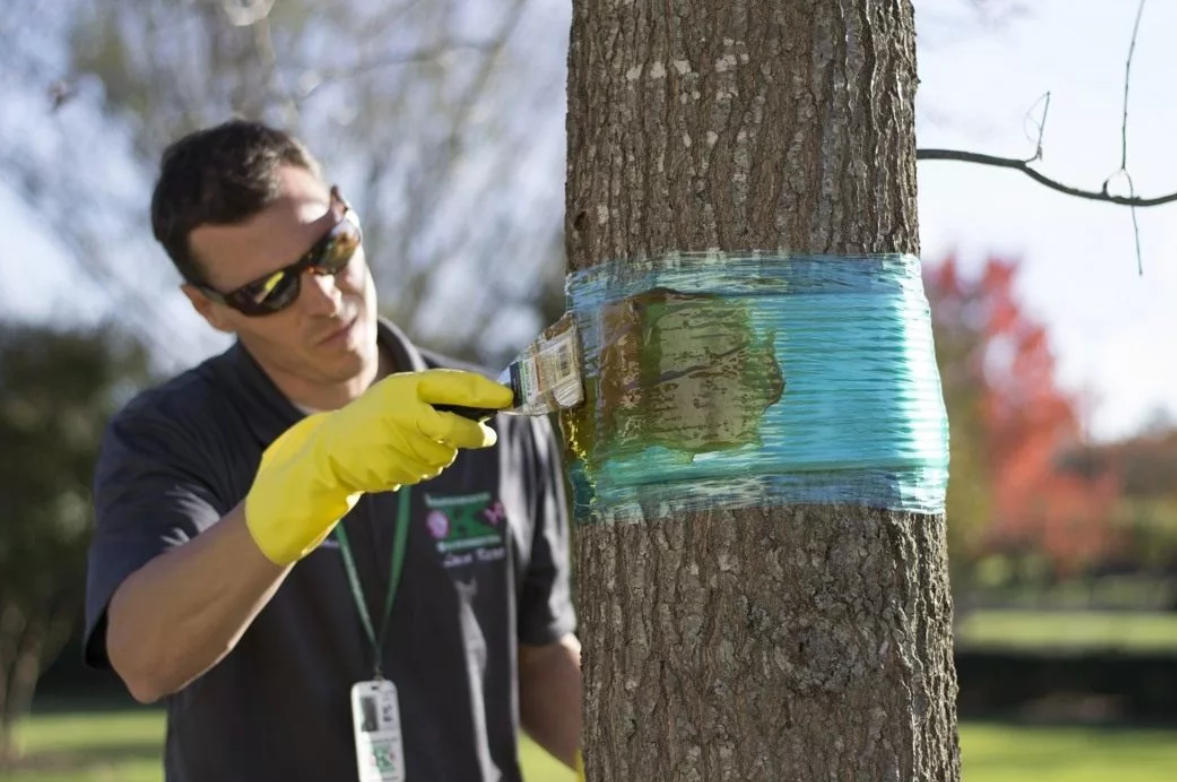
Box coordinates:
[519,633,583,772]
[244,368,512,565]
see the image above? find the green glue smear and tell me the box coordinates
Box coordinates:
[597,288,784,459]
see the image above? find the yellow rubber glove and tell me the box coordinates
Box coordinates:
[243,368,513,565]
[575,750,585,782]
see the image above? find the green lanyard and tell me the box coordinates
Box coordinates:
[334,487,412,680]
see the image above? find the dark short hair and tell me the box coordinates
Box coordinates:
[150,119,323,284]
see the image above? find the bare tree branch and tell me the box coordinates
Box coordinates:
[915,148,1177,209]
[919,1,1159,276]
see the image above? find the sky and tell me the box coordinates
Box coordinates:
[914,0,1176,441]
[0,0,1173,443]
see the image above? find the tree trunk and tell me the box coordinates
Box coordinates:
[564,3,961,781]
[2,626,45,756]
[0,601,24,766]
[0,601,75,766]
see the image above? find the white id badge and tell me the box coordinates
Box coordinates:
[350,679,406,782]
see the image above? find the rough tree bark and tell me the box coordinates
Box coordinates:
[563,2,960,781]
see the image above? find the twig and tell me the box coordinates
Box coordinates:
[1116,1,1146,175]
[1021,91,1050,162]
[1103,0,1148,275]
[915,148,1177,208]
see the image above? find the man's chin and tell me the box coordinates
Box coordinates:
[316,332,378,380]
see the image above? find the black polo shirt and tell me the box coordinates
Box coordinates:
[83,319,576,782]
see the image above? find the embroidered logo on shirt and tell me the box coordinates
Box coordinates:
[423,492,507,569]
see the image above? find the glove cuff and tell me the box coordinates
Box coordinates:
[244,414,357,565]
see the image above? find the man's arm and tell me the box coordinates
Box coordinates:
[512,413,582,769]
[519,633,583,769]
[105,501,290,704]
[88,369,510,702]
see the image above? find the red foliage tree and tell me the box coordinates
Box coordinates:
[925,253,1119,580]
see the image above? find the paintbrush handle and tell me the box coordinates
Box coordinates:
[432,404,500,421]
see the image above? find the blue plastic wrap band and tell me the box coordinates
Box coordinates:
[561,252,950,524]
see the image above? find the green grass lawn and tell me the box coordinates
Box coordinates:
[961,722,1177,782]
[956,610,1177,651]
[0,710,574,782]
[4,710,1176,781]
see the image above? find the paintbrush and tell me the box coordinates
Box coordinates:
[434,311,585,420]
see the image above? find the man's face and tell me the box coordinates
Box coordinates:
[184,165,379,393]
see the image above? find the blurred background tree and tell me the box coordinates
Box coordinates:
[0,321,151,763]
[1061,418,1177,608]
[926,252,1177,613]
[0,0,569,371]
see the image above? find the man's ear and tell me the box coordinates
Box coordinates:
[181,283,235,334]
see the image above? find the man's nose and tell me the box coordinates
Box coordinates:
[298,270,343,315]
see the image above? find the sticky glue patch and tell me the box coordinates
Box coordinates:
[561,252,950,525]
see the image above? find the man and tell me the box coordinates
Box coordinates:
[83,119,582,781]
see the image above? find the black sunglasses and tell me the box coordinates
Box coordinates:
[196,188,363,317]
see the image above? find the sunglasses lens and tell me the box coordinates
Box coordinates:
[236,270,300,315]
[316,218,361,274]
